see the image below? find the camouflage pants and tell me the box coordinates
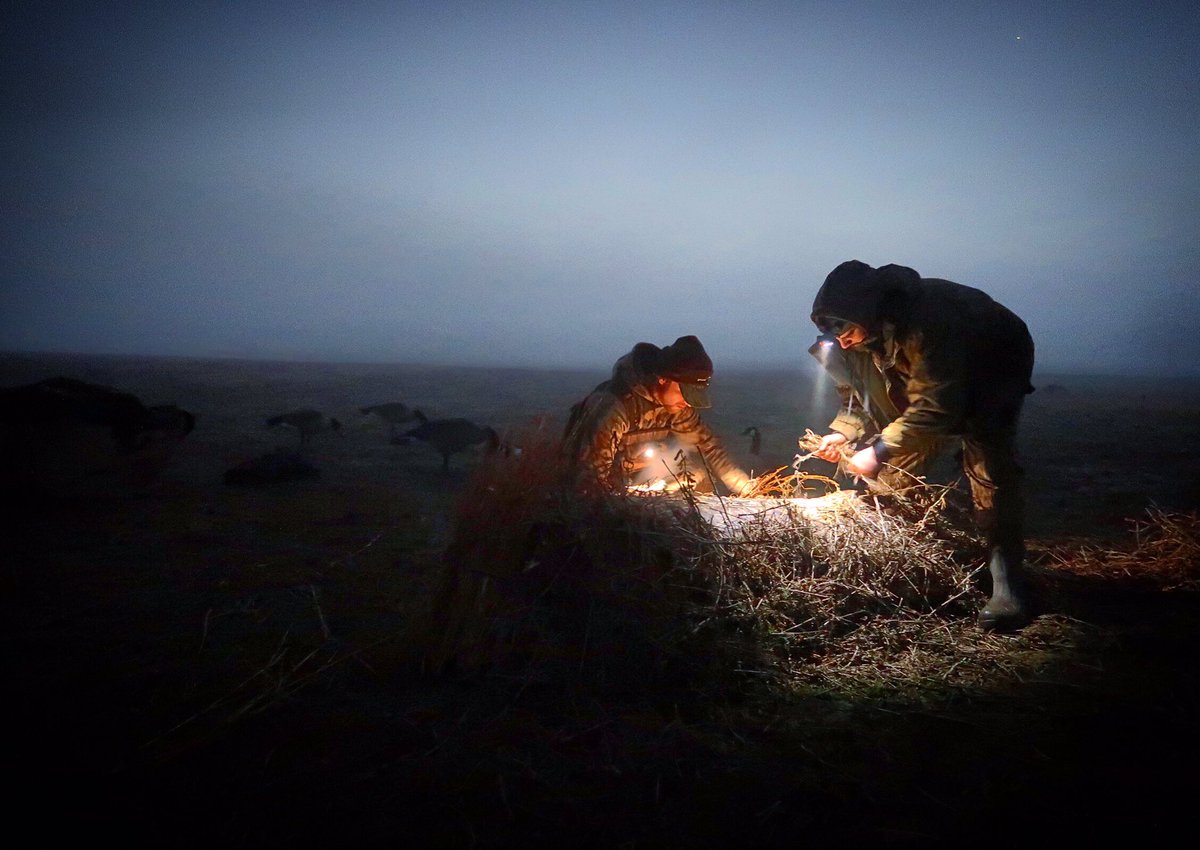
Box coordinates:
[877,404,1026,558]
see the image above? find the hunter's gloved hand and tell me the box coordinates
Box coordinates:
[814,432,848,462]
[845,445,881,479]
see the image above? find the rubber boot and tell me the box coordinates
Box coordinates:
[979,545,1032,632]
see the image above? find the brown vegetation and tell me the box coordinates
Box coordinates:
[428,437,1193,712]
[4,356,1199,848]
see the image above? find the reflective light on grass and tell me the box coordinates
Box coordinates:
[627,478,671,493]
[685,490,860,534]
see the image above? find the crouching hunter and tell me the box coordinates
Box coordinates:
[563,335,753,496]
[808,260,1036,632]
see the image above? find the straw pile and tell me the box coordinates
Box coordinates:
[421,432,1065,703]
[1038,507,1200,591]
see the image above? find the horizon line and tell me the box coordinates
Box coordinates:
[2,348,1197,381]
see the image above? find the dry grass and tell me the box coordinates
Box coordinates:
[421,433,1093,707]
[7,357,1198,846]
[1037,507,1200,591]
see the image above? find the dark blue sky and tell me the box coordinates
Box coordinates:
[3,1,1198,373]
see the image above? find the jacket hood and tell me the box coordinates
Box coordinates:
[609,342,662,401]
[811,260,921,334]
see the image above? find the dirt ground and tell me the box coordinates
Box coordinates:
[3,353,1199,848]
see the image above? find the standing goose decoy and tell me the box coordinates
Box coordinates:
[265,408,341,446]
[399,413,500,471]
[742,426,762,456]
[359,402,424,439]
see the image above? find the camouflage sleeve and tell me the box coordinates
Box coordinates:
[825,359,870,441]
[829,395,870,442]
[879,330,968,453]
[565,395,632,490]
[673,408,751,493]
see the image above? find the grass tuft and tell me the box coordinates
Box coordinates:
[418,436,1098,707]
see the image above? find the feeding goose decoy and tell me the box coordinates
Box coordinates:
[742,425,762,456]
[224,448,320,487]
[398,413,499,470]
[265,408,341,446]
[359,402,424,438]
[0,376,195,495]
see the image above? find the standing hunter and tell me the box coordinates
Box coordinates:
[563,335,754,496]
[808,260,1036,631]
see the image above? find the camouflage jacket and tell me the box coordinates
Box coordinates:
[811,264,1035,453]
[562,344,749,493]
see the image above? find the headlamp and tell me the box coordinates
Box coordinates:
[811,332,838,352]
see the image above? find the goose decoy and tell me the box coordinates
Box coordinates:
[224,448,320,487]
[398,414,499,470]
[265,409,341,446]
[359,402,423,438]
[0,376,195,494]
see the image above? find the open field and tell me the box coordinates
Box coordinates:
[3,352,1199,848]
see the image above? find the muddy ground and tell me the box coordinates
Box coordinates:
[3,353,1199,848]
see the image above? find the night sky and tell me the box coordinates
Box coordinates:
[3,1,1198,373]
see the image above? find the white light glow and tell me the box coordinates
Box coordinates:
[626,476,698,494]
[809,354,831,423]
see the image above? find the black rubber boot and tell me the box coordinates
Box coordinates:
[979,544,1032,632]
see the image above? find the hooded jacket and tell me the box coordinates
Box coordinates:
[562,343,749,492]
[811,261,1035,454]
